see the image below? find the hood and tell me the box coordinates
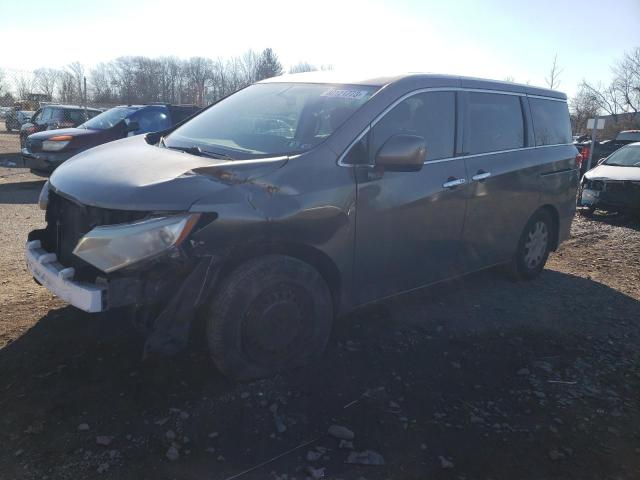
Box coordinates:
[28,127,99,140]
[50,135,287,211]
[584,164,640,182]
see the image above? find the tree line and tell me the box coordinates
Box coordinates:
[570,47,640,136]
[0,48,330,108]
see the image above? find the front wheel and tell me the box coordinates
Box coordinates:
[206,255,333,381]
[509,210,555,280]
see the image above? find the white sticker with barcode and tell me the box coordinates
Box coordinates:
[321,88,368,99]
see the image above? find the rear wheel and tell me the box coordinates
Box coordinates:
[509,210,554,280]
[206,255,333,381]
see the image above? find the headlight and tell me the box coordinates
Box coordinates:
[73,214,201,273]
[38,180,49,210]
[42,135,73,151]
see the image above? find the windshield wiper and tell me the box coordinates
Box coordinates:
[164,144,233,160]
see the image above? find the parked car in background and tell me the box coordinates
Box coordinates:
[577,130,640,176]
[0,106,11,119]
[19,105,102,147]
[26,73,579,380]
[22,103,200,175]
[578,142,640,215]
[5,110,35,132]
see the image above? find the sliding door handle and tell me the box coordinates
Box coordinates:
[442,177,466,189]
[472,172,492,181]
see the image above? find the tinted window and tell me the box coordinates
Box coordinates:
[530,98,572,146]
[40,108,52,122]
[130,108,171,133]
[467,92,523,154]
[372,91,455,162]
[343,132,369,165]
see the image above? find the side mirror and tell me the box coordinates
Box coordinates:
[126,121,140,132]
[375,134,426,172]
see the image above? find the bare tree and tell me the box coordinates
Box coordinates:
[289,62,317,74]
[612,48,640,113]
[503,75,515,83]
[570,86,601,133]
[545,54,563,89]
[34,68,60,99]
[581,80,624,119]
[14,73,35,100]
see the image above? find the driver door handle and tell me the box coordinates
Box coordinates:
[442,177,466,189]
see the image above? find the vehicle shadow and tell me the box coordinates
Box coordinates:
[582,210,640,231]
[0,151,23,167]
[0,179,44,204]
[1,269,639,479]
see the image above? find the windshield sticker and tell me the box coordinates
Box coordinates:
[321,88,369,99]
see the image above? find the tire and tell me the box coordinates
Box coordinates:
[509,210,555,281]
[5,124,11,132]
[206,255,333,381]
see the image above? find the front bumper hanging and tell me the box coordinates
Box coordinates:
[26,240,106,312]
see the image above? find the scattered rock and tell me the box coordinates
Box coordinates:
[154,417,169,426]
[420,443,427,451]
[179,411,189,420]
[549,449,565,461]
[306,466,326,479]
[439,456,454,469]
[166,446,180,462]
[14,449,24,457]
[217,455,226,462]
[338,439,354,449]
[274,414,287,433]
[96,436,113,446]
[240,392,250,399]
[346,450,385,466]
[97,463,109,474]
[208,432,219,439]
[328,425,354,440]
[389,400,400,409]
[77,423,90,431]
[306,449,325,461]
[205,447,216,453]
[517,368,530,376]
[470,414,483,424]
[165,430,177,441]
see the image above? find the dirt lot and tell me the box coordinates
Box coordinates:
[1,123,639,480]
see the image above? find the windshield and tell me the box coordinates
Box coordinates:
[165,83,379,159]
[80,106,137,130]
[604,145,640,167]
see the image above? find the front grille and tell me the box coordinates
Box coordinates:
[44,190,149,280]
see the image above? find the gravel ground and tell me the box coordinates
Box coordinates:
[1,125,639,479]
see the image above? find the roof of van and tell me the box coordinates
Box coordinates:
[258,71,567,100]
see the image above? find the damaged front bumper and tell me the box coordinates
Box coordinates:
[579,179,640,212]
[26,229,220,354]
[26,239,106,312]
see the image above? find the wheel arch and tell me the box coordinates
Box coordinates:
[214,241,342,314]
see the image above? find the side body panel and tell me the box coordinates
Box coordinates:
[353,160,468,305]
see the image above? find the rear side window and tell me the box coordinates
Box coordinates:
[372,91,455,162]
[530,98,572,146]
[466,92,524,154]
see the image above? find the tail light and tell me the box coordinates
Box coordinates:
[580,146,590,162]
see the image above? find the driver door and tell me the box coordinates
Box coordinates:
[353,91,468,304]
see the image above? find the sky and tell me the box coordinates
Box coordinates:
[1,0,639,98]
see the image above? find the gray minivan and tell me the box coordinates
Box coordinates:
[26,73,579,380]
